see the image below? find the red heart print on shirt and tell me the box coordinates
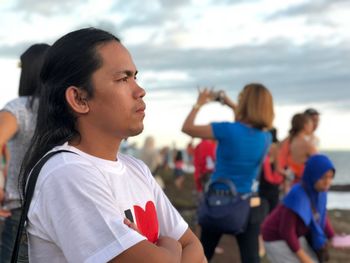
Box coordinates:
[133,201,159,243]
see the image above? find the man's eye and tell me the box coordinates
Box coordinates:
[117,77,128,82]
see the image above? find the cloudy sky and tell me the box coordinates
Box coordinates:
[1,0,349,150]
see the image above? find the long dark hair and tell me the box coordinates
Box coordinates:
[288,113,311,142]
[19,28,120,199]
[18,43,50,108]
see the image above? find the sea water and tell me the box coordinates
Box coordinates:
[322,151,350,209]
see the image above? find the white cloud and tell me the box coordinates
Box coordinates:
[0,59,20,108]
[0,0,349,149]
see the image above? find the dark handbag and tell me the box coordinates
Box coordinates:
[197,178,250,235]
[11,150,74,263]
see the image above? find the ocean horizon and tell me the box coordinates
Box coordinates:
[321,150,350,185]
[328,192,350,210]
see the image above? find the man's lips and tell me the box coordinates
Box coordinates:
[136,103,146,113]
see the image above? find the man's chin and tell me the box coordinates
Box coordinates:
[129,126,144,137]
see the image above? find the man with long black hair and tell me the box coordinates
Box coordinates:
[19,28,205,263]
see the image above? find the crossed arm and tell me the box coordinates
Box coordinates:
[111,219,206,263]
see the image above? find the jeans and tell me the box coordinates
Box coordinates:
[200,199,268,263]
[0,208,28,263]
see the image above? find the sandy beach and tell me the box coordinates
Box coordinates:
[161,169,350,263]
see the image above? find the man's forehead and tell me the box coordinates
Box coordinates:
[97,42,136,73]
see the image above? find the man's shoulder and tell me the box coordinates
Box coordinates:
[118,153,148,171]
[40,150,92,176]
[39,147,151,181]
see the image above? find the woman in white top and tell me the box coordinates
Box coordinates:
[0,43,50,263]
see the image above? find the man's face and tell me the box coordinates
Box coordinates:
[304,119,314,135]
[87,41,146,140]
[311,114,319,131]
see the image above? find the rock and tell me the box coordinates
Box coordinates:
[330,184,350,192]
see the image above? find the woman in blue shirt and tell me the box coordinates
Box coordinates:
[182,83,274,263]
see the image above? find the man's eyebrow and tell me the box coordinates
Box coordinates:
[114,70,138,77]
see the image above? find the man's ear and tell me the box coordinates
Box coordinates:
[65,86,90,114]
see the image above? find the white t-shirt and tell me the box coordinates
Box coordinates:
[2,97,38,209]
[27,143,188,263]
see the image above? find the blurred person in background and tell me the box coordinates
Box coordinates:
[182,83,274,263]
[304,108,320,149]
[139,136,162,176]
[259,128,283,213]
[278,113,317,194]
[193,139,216,195]
[262,155,336,263]
[159,146,171,172]
[174,150,185,190]
[139,136,164,189]
[0,43,50,262]
[186,139,195,166]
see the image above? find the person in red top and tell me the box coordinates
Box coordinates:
[262,154,336,263]
[193,139,216,193]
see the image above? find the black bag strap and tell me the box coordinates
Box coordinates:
[11,150,75,263]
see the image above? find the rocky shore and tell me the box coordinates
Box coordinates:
[330,184,350,192]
